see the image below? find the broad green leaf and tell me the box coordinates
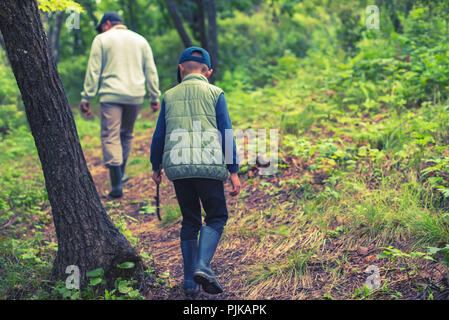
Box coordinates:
[89,277,103,286]
[117,262,135,269]
[117,281,132,294]
[86,268,104,278]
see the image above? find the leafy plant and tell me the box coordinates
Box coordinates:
[427,245,449,282]
[376,246,434,262]
[352,285,374,300]
[139,204,157,215]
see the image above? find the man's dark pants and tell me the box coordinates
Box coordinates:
[173,178,228,241]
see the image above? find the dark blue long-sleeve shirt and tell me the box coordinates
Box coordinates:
[150,93,239,173]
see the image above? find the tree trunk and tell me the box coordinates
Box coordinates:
[0,30,5,50]
[79,0,98,27]
[51,11,64,64]
[73,27,78,55]
[165,0,193,47]
[403,0,414,18]
[205,0,218,83]
[119,0,138,32]
[195,0,208,50]
[0,0,144,290]
[155,0,172,33]
[377,0,403,33]
[128,0,138,32]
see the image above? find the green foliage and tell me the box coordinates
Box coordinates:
[377,245,449,287]
[109,212,140,246]
[149,29,186,91]
[421,157,449,204]
[0,233,55,299]
[0,52,20,106]
[139,204,157,215]
[336,6,363,54]
[58,55,89,105]
[0,105,27,136]
[38,0,83,12]
[218,8,309,89]
[352,285,374,299]
[0,110,47,238]
[427,244,449,281]
[160,204,182,227]
[64,264,145,300]
[377,246,434,262]
[3,0,449,300]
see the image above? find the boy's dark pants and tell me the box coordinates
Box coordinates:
[173,178,228,241]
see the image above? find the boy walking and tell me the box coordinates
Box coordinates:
[150,47,240,296]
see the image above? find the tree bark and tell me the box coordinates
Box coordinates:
[128,0,138,32]
[195,0,208,50]
[0,0,144,290]
[119,0,138,32]
[79,0,98,27]
[51,11,64,64]
[0,30,5,50]
[165,0,193,47]
[205,0,218,83]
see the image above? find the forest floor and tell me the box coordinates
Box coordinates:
[48,108,447,301]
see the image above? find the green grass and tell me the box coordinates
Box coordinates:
[0,233,56,299]
[159,204,182,227]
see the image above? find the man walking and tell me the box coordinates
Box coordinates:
[80,12,160,198]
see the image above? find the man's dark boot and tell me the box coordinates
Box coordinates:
[108,165,123,198]
[193,226,223,294]
[181,240,200,296]
[120,159,129,184]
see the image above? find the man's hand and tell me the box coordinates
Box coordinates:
[80,101,91,116]
[151,101,160,113]
[152,170,162,185]
[229,173,241,197]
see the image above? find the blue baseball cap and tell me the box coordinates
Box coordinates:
[177,47,211,83]
[95,12,122,33]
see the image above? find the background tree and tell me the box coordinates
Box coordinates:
[205,0,218,83]
[0,0,144,290]
[45,11,64,63]
[165,0,193,47]
[164,0,219,82]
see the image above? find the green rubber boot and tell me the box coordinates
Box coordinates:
[121,159,129,184]
[108,165,123,198]
[181,240,200,296]
[193,226,223,294]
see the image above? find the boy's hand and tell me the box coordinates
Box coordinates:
[152,170,162,185]
[151,101,160,112]
[229,173,241,197]
[80,101,91,116]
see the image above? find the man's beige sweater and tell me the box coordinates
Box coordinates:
[81,25,161,105]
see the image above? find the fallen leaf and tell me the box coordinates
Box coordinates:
[363,255,377,264]
[358,246,369,256]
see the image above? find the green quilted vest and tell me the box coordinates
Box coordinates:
[162,73,229,181]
